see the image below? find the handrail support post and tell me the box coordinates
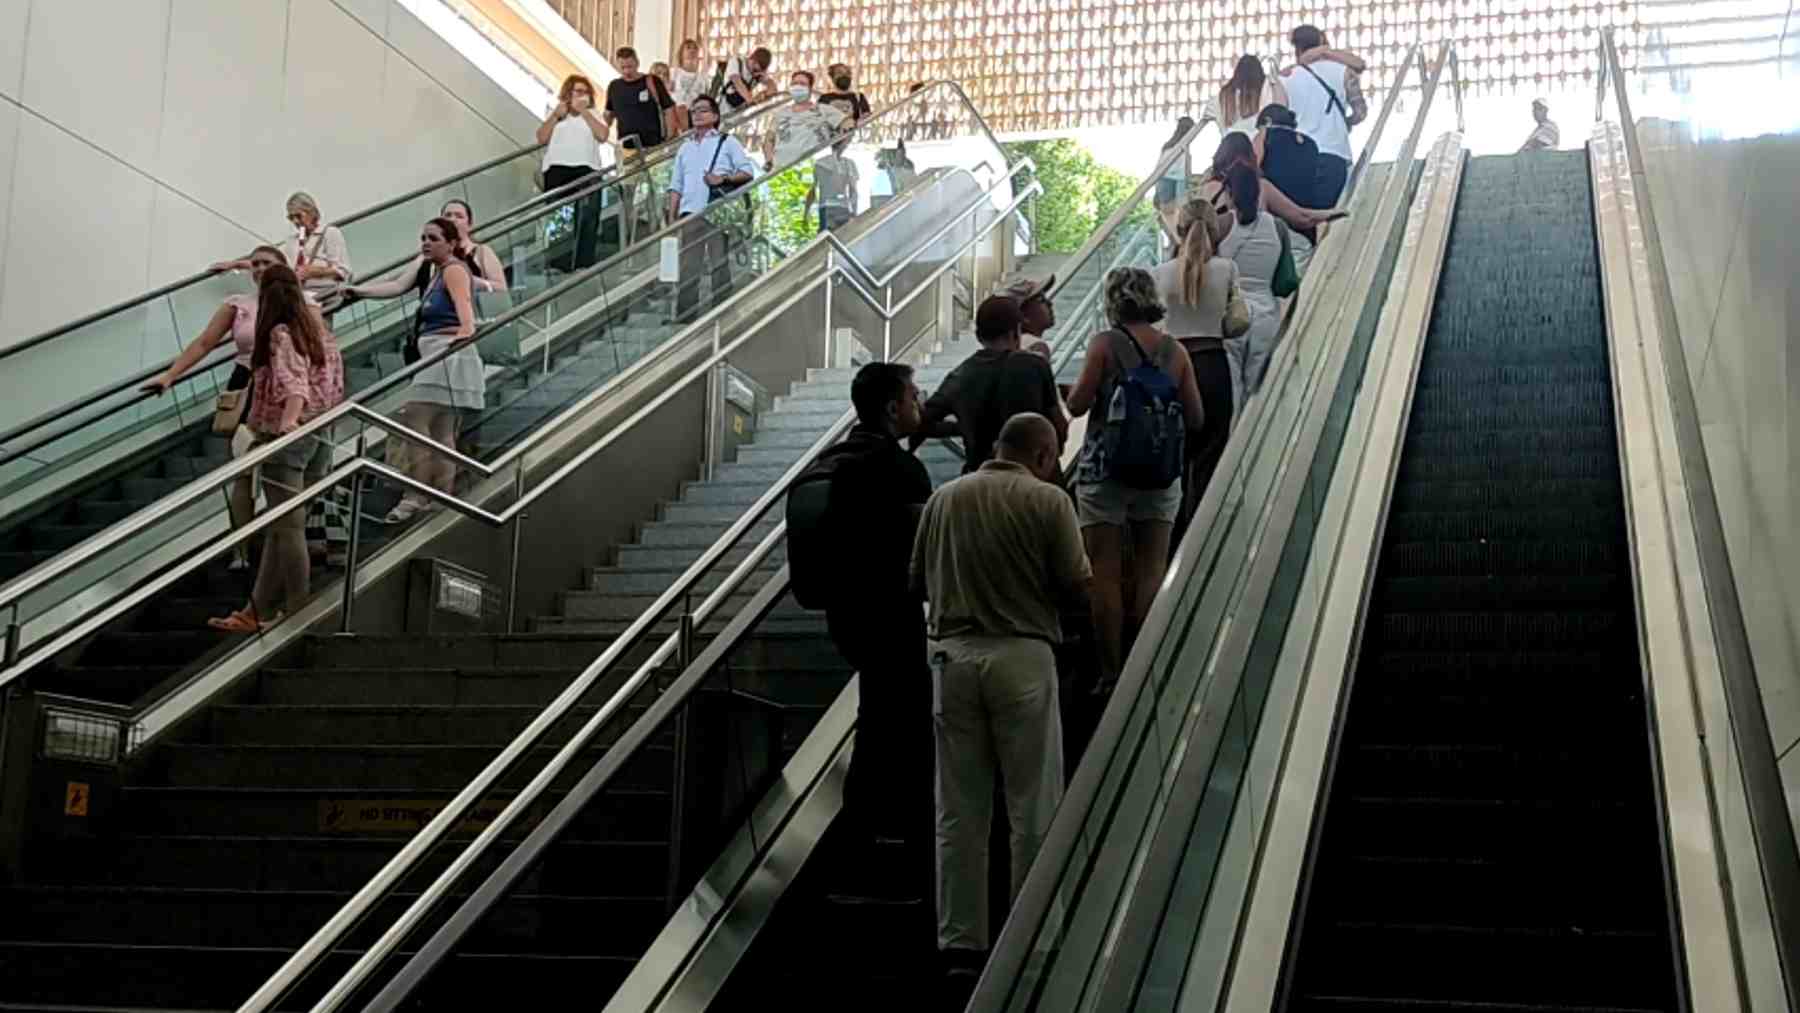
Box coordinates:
[505,461,528,634]
[336,434,369,636]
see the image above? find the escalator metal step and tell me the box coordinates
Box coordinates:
[1283,151,1680,1011]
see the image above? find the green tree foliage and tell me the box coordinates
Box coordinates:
[1005,138,1154,253]
[756,165,818,253]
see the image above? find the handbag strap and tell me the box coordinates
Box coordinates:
[1298,64,1348,123]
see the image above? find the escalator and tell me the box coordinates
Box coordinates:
[0,92,932,706]
[0,97,793,628]
[0,83,1034,1013]
[1277,149,1682,1011]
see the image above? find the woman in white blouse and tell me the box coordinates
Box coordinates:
[536,74,610,272]
[214,191,352,305]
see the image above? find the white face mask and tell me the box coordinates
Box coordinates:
[790,85,811,103]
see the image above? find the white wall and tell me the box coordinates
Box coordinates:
[0,0,543,348]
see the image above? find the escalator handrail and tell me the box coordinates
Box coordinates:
[0,79,1004,630]
[350,113,1226,1013]
[231,175,1038,1013]
[969,41,1432,1012]
[0,96,795,471]
[1596,28,1800,1006]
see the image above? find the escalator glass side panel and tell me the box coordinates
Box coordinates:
[1281,150,1682,1012]
[0,145,547,448]
[0,128,1008,694]
[0,99,798,539]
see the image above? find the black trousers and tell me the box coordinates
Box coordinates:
[827,608,932,856]
[543,164,602,271]
[675,212,734,323]
[1175,340,1235,549]
[1314,153,1351,209]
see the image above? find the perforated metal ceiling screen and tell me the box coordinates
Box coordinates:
[697,0,1645,133]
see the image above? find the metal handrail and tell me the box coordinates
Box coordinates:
[0,97,797,470]
[1596,28,1800,1007]
[361,112,1230,1011]
[230,170,1036,1013]
[0,79,1004,638]
[968,40,1429,1011]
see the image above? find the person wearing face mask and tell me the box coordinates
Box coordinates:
[147,245,292,571]
[763,71,849,171]
[911,411,1092,991]
[666,95,757,322]
[820,62,871,125]
[537,74,610,271]
[213,192,352,306]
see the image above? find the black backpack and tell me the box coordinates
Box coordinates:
[786,439,882,610]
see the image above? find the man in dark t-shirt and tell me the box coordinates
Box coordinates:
[914,296,1069,473]
[605,46,676,150]
[604,47,675,245]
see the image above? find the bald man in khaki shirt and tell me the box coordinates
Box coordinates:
[910,413,1092,966]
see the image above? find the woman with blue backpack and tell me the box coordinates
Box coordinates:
[1066,267,1207,686]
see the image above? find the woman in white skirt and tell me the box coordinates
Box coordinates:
[380,216,483,523]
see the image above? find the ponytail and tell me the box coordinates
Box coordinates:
[1176,198,1215,306]
[1227,166,1261,227]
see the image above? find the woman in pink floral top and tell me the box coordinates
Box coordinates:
[210,266,333,633]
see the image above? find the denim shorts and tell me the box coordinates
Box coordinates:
[1076,479,1181,527]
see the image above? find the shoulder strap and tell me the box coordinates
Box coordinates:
[1117,327,1152,368]
[707,133,730,172]
[1298,64,1346,121]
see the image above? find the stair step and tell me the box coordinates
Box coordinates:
[117,785,669,836]
[33,833,664,894]
[0,941,633,1010]
[137,741,668,791]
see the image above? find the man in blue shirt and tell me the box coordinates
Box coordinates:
[666,95,757,323]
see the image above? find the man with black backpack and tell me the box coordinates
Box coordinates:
[786,362,935,899]
[912,295,1068,473]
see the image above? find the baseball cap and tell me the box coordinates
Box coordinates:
[975,295,1024,340]
[1000,272,1057,304]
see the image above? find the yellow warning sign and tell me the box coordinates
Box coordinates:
[64,781,89,817]
[732,415,745,435]
[318,798,515,834]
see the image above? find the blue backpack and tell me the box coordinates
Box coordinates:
[1100,329,1185,490]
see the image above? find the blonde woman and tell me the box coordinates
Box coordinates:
[214,192,352,303]
[1152,199,1249,540]
[1066,268,1207,685]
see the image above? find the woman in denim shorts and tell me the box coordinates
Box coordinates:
[1066,268,1205,685]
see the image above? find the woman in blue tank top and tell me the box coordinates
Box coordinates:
[384,217,484,524]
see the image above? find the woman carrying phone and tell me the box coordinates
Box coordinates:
[537,74,610,271]
[214,193,351,305]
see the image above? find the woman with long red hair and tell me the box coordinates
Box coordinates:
[208,265,341,632]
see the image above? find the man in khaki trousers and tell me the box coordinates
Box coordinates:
[910,412,1092,993]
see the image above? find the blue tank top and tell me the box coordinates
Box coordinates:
[417,270,462,335]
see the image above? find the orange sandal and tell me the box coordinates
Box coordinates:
[207,608,281,633]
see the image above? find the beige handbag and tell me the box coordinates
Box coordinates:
[1223,277,1252,340]
[211,388,248,436]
